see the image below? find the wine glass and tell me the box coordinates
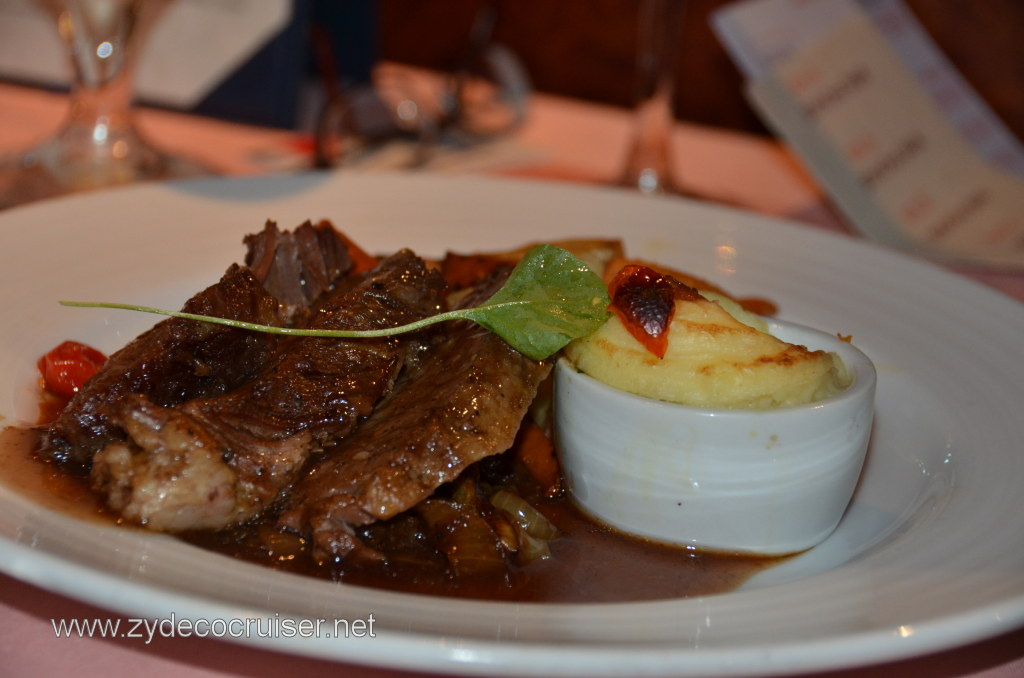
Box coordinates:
[313,63,439,170]
[619,0,689,196]
[313,0,528,171]
[0,0,208,210]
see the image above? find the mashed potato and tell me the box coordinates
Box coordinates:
[563,290,850,410]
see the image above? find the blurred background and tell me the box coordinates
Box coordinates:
[1,0,1020,140]
[1,0,1022,236]
[375,0,1024,140]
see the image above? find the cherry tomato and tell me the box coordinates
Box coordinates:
[37,340,107,400]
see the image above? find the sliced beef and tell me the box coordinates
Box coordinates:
[276,272,552,561]
[244,219,352,319]
[41,221,354,473]
[41,264,287,472]
[90,250,447,532]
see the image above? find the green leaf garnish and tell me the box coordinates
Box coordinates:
[60,244,611,361]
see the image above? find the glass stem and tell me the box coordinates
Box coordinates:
[621,0,686,195]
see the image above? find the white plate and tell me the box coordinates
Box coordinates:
[1,172,1023,677]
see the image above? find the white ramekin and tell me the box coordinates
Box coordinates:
[553,319,876,555]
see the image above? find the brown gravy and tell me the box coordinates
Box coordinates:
[0,424,787,603]
[0,425,110,522]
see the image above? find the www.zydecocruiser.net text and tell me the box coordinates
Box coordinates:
[51,613,376,645]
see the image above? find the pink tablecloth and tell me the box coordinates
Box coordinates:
[1,79,1022,678]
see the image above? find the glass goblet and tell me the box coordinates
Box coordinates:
[0,0,208,210]
[619,0,689,196]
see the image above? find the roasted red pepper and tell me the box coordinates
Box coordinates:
[607,265,701,359]
[37,340,107,400]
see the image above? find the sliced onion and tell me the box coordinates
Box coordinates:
[416,499,508,578]
[515,527,552,562]
[490,489,559,541]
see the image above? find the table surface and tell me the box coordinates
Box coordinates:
[1,76,1022,678]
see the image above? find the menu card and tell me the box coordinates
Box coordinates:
[713,0,1024,271]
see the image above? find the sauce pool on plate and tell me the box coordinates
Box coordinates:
[0,422,787,603]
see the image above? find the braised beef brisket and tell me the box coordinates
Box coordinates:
[43,220,552,568]
[41,221,354,473]
[277,272,552,561]
[244,220,352,317]
[42,264,287,472]
[89,250,447,532]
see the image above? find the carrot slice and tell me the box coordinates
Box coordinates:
[513,421,562,497]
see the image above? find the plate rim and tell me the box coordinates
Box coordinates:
[2,171,1023,677]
